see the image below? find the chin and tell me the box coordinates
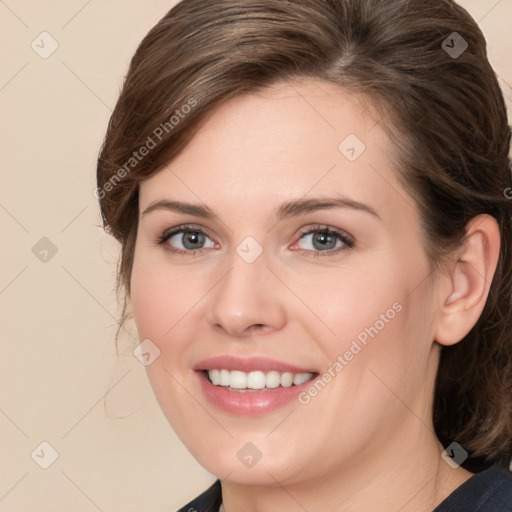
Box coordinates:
[201,456,299,486]
[183,431,319,487]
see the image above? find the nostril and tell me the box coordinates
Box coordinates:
[250,324,267,332]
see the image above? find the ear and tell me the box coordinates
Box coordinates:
[434,214,501,346]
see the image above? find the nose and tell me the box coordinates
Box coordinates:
[205,251,287,338]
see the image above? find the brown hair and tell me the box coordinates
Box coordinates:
[97,0,512,469]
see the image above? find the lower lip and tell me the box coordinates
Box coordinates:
[196,371,317,416]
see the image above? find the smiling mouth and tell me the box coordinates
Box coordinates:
[204,369,318,391]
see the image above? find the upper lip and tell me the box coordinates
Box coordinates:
[194,355,316,374]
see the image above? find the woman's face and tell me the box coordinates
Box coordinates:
[131,79,441,486]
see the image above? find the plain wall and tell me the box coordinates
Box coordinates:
[1,1,511,510]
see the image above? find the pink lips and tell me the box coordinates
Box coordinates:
[194,355,315,374]
[194,355,318,416]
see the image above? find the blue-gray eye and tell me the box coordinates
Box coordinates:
[297,229,350,252]
[163,228,215,251]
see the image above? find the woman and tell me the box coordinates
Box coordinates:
[96,0,512,510]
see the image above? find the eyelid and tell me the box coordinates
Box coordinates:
[292,224,355,245]
[161,223,216,240]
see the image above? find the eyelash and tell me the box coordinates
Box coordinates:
[294,225,355,258]
[154,223,355,258]
[154,224,215,257]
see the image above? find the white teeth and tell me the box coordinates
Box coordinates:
[265,370,281,388]
[219,369,230,386]
[209,369,220,385]
[229,370,247,389]
[247,371,266,389]
[293,373,312,385]
[207,369,314,390]
[281,372,294,387]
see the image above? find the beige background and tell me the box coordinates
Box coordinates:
[1,1,511,511]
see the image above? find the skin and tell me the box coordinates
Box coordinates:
[130,79,500,511]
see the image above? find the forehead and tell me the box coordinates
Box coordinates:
[139,79,411,225]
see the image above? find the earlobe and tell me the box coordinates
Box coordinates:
[434,214,501,347]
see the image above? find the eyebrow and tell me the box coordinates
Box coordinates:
[142,199,218,219]
[141,196,380,222]
[275,197,380,222]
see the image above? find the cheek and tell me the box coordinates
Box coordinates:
[129,258,207,427]
[130,270,170,343]
[130,255,204,344]
[289,262,436,454]
[303,248,434,378]
[282,257,407,342]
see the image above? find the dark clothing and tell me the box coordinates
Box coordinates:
[178,479,221,512]
[178,465,512,511]
[434,465,512,511]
